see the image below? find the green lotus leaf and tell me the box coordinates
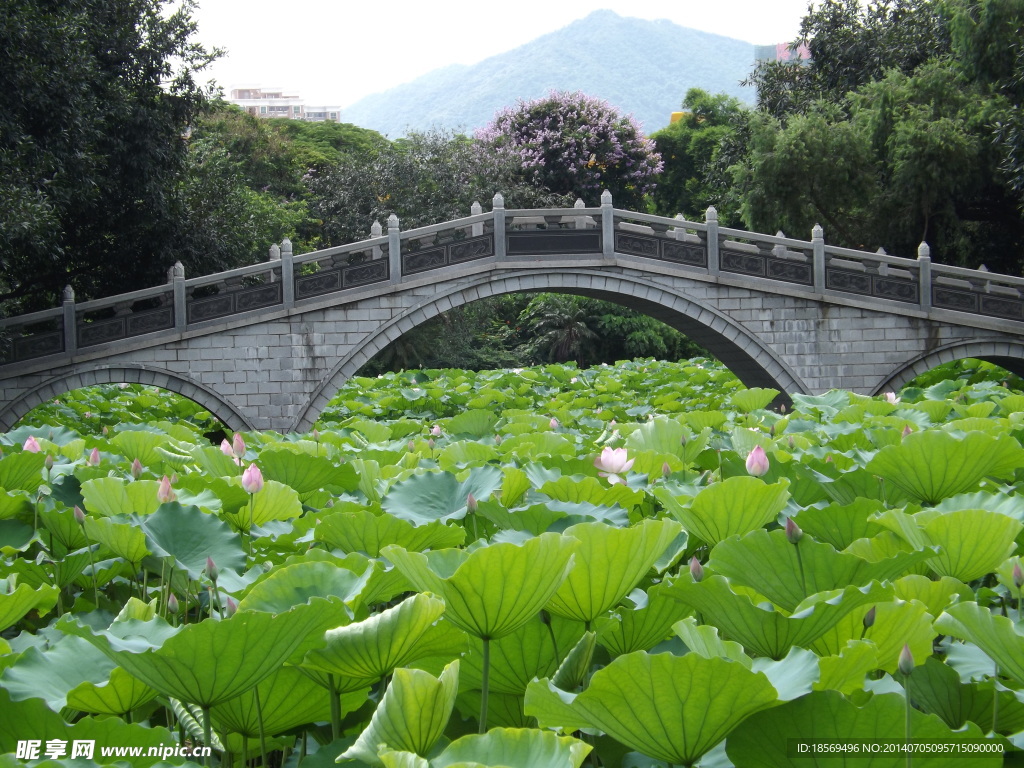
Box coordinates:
[624,418,711,465]
[384,533,577,640]
[58,604,330,707]
[0,451,46,492]
[110,430,168,466]
[726,690,993,767]
[80,477,163,517]
[866,430,1024,504]
[546,520,681,625]
[237,560,370,617]
[528,651,779,766]
[301,593,447,681]
[709,529,932,612]
[316,509,465,556]
[0,635,115,710]
[192,443,243,478]
[460,612,584,695]
[595,580,693,657]
[893,574,973,617]
[83,515,149,566]
[0,579,58,632]
[141,502,245,578]
[750,647,821,702]
[539,477,646,512]
[811,598,935,674]
[456,691,533,730]
[908,657,1024,735]
[935,602,1024,685]
[383,466,503,525]
[793,499,887,550]
[391,727,591,768]
[65,665,158,716]
[682,410,727,431]
[0,519,33,552]
[498,432,575,459]
[668,576,893,659]
[342,660,460,766]
[257,448,358,495]
[38,506,88,551]
[673,617,751,667]
[551,631,598,691]
[176,473,249,515]
[475,499,566,535]
[499,467,531,508]
[224,478,303,530]
[656,476,790,547]
[730,387,781,413]
[873,508,1021,582]
[446,409,499,437]
[814,639,880,694]
[0,688,186,767]
[0,489,33,520]
[438,441,500,471]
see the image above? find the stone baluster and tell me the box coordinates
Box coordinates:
[493,193,506,260]
[280,238,295,308]
[812,224,825,293]
[574,199,586,230]
[917,242,932,309]
[370,221,383,260]
[172,262,186,330]
[62,285,76,356]
[471,201,483,237]
[705,206,720,275]
[388,214,401,282]
[601,190,614,258]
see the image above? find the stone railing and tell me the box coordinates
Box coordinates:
[2,190,1023,367]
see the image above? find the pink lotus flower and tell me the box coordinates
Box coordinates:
[87,447,101,466]
[594,447,634,485]
[130,458,143,479]
[884,392,900,405]
[232,433,246,458]
[550,418,559,430]
[220,439,232,456]
[157,475,177,504]
[431,425,442,437]
[1013,561,1023,590]
[241,463,264,494]
[23,436,40,453]
[746,445,769,477]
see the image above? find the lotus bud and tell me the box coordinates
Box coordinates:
[428,438,435,450]
[241,463,264,494]
[73,506,86,525]
[494,434,502,445]
[232,433,246,458]
[609,419,617,427]
[170,473,178,484]
[689,556,704,582]
[220,439,232,457]
[408,440,416,452]
[780,404,786,414]
[205,557,218,581]
[87,447,101,466]
[167,593,179,614]
[902,425,913,438]
[44,454,54,471]
[467,493,478,513]
[23,436,41,453]
[769,424,775,437]
[570,377,578,383]
[431,424,442,437]
[539,609,551,626]
[825,454,833,463]
[788,436,795,449]
[898,643,915,676]
[745,445,769,477]
[785,517,803,544]
[662,462,672,478]
[130,458,143,479]
[863,605,876,631]
[102,426,109,437]
[1013,561,1024,590]
[157,475,176,504]
[550,418,559,429]
[84,411,92,419]
[884,392,900,405]
[225,597,237,617]
[313,428,320,441]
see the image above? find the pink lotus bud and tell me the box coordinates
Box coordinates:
[780,404,786,414]
[494,434,502,445]
[1013,561,1024,590]
[863,606,876,631]
[170,473,178,484]
[898,644,915,676]
[130,458,143,479]
[745,445,769,477]
[785,517,803,544]
[467,493,478,513]
[609,419,616,427]
[225,597,237,617]
[825,454,834,463]
[428,438,435,450]
[570,377,578,383]
[206,557,218,581]
[550,418,559,429]
[74,506,86,525]
[689,556,704,582]
[594,447,635,485]
[232,433,246,459]
[431,424,442,437]
[902,425,913,438]
[157,475,177,504]
[87,447,101,466]
[44,454,54,471]
[102,426,109,437]
[241,463,264,494]
[220,439,232,457]
[408,440,416,451]
[884,392,900,405]
[788,436,795,449]
[23,436,41,453]
[313,428,320,441]
[662,462,672,478]
[167,593,179,614]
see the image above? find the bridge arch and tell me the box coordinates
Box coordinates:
[873,338,1024,395]
[295,269,809,431]
[0,364,254,432]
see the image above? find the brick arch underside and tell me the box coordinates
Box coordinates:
[874,338,1024,394]
[295,270,809,432]
[0,365,253,432]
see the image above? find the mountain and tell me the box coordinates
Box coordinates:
[341,10,756,138]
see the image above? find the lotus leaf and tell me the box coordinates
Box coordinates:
[595,580,692,657]
[908,657,1024,735]
[257,448,358,495]
[66,666,158,716]
[141,502,245,578]
[0,451,47,492]
[656,476,790,547]
[380,727,591,768]
[0,579,58,632]
[316,509,465,556]
[935,602,1024,684]
[383,466,503,525]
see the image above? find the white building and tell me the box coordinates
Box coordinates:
[227,88,343,122]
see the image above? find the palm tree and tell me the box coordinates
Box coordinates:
[521,294,597,366]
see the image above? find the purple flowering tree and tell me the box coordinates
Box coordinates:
[476,91,663,209]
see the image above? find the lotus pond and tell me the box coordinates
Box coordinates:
[1,358,1024,767]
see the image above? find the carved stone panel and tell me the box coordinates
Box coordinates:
[344,259,389,287]
[766,257,813,285]
[615,232,659,258]
[449,234,494,263]
[873,277,917,303]
[507,231,602,255]
[661,241,706,266]
[79,318,126,347]
[296,269,343,299]
[826,268,872,295]
[932,287,978,313]
[14,331,63,361]
[236,283,282,312]
[126,308,174,337]
[721,249,766,277]
[404,247,447,274]
[188,294,234,323]
[980,294,1024,320]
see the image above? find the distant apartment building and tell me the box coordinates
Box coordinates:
[227,88,343,122]
[754,42,811,64]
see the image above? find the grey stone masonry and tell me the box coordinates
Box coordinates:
[3,197,1024,432]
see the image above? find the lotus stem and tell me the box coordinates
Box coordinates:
[479,636,491,733]
[993,662,999,734]
[248,492,254,559]
[328,674,341,741]
[544,616,562,667]
[254,686,268,766]
[242,735,247,768]
[903,677,912,768]
[202,705,213,768]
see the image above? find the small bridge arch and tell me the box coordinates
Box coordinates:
[875,339,1024,395]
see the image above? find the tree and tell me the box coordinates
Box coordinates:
[0,0,218,312]
[475,91,662,209]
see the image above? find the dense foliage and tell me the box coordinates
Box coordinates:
[3,358,1024,767]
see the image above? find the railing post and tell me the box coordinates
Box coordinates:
[917,241,932,309]
[574,199,586,230]
[281,238,295,308]
[370,221,383,260]
[493,193,506,260]
[812,223,825,293]
[172,262,186,330]
[471,201,483,237]
[705,206,720,275]
[601,190,614,258]
[388,214,402,282]
[62,285,77,356]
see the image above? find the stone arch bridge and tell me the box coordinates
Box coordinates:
[3,193,1024,432]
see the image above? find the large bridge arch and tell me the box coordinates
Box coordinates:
[0,364,253,432]
[294,269,809,431]
[873,338,1024,395]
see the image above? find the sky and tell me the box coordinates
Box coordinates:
[190,0,813,108]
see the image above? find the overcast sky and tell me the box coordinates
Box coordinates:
[190,0,813,108]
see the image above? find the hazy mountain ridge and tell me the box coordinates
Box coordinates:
[341,10,756,138]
